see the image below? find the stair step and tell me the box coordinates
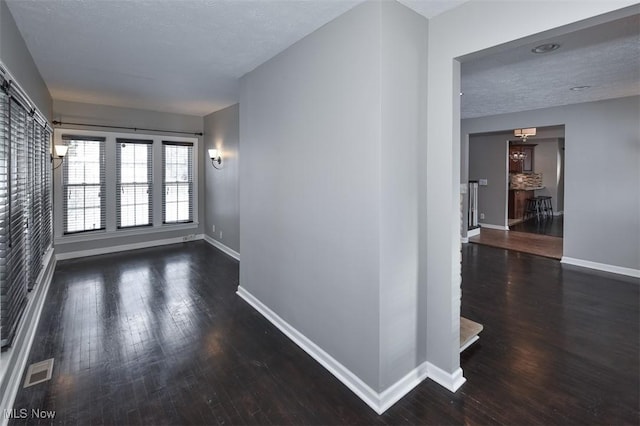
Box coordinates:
[460,316,483,352]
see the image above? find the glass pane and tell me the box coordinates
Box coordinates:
[177,201,189,221]
[166,184,177,203]
[135,204,149,226]
[165,202,177,223]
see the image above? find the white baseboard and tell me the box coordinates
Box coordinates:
[467,228,480,237]
[554,211,564,216]
[426,363,466,392]
[561,257,640,279]
[236,286,463,414]
[461,237,469,244]
[203,234,240,261]
[55,234,204,260]
[479,223,509,231]
[0,249,57,426]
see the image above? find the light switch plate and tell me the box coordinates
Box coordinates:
[479,179,488,186]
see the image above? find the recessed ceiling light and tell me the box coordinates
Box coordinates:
[570,85,591,91]
[531,43,561,54]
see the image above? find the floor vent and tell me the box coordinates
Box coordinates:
[23,358,54,388]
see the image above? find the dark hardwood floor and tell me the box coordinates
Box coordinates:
[509,215,564,237]
[10,241,639,425]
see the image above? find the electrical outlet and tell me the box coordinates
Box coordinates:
[212,224,215,233]
[219,231,223,239]
[480,213,485,220]
[183,234,195,242]
[479,179,488,186]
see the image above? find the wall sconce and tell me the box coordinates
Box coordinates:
[51,144,68,169]
[208,148,222,169]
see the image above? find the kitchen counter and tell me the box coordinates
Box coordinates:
[510,186,545,190]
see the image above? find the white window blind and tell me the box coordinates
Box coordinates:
[116,139,153,228]
[62,135,106,234]
[162,141,193,224]
[0,75,52,349]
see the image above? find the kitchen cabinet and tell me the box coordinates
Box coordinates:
[509,144,535,173]
[509,189,534,219]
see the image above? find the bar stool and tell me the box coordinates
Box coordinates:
[524,197,542,221]
[538,196,553,219]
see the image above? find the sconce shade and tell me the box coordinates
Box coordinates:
[208,149,218,160]
[55,144,69,158]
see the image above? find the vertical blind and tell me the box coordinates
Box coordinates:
[162,141,193,224]
[61,135,106,234]
[116,139,153,228]
[0,80,52,348]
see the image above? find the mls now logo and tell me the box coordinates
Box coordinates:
[3,409,56,419]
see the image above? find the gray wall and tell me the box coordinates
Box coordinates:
[533,138,563,213]
[468,133,509,228]
[0,0,51,118]
[52,100,205,254]
[462,96,640,270]
[378,0,428,390]
[239,0,428,392]
[203,104,239,253]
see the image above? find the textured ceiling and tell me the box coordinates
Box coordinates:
[9,1,635,119]
[461,13,640,119]
[6,0,467,117]
[6,0,366,116]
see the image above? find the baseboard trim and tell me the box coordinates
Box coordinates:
[461,237,469,244]
[479,223,509,231]
[203,234,240,261]
[561,257,640,278]
[236,286,463,414]
[0,249,57,426]
[55,234,204,260]
[426,363,466,392]
[553,211,564,216]
[467,228,480,237]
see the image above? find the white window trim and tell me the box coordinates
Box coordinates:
[53,128,199,243]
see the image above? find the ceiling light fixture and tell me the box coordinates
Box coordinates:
[570,85,591,91]
[514,127,536,142]
[531,43,560,54]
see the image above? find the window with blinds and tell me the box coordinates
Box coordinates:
[116,139,153,228]
[162,141,193,224]
[0,81,52,348]
[62,135,106,234]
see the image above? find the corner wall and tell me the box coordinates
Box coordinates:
[239,0,429,403]
[203,104,240,253]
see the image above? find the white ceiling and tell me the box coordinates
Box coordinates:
[6,0,467,117]
[8,1,636,119]
[460,13,640,119]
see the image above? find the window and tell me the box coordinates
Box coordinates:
[62,135,106,234]
[116,139,152,228]
[162,142,193,224]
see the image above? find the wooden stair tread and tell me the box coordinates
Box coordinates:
[460,316,483,352]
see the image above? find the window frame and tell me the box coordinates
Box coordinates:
[61,135,107,235]
[116,138,153,229]
[162,141,194,225]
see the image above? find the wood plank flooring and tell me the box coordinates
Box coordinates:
[469,228,563,259]
[9,241,639,425]
[509,216,564,238]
